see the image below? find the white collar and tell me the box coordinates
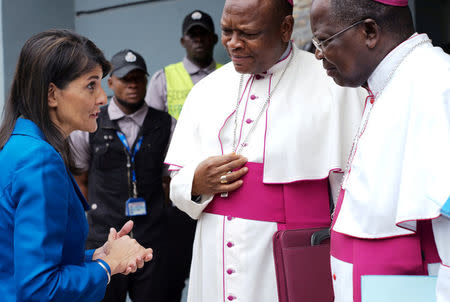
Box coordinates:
[264,41,293,76]
[367,33,431,96]
[108,97,148,126]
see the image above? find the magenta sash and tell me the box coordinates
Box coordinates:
[204,162,331,230]
[331,189,441,302]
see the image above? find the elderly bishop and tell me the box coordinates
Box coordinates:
[310,0,450,301]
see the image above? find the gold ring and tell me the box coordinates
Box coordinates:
[220,175,228,184]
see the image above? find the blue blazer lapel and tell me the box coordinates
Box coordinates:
[68,172,90,211]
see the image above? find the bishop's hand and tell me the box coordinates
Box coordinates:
[192,153,248,196]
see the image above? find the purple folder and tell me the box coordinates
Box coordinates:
[273,228,334,302]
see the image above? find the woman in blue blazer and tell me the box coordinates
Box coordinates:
[0,30,153,302]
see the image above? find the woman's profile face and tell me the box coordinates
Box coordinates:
[48,65,107,136]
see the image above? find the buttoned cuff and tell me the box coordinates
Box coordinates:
[170,164,213,219]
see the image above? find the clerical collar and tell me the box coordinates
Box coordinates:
[262,41,293,76]
[278,41,293,62]
[367,33,430,97]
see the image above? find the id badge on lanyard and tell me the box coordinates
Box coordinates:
[116,131,148,217]
[126,197,147,216]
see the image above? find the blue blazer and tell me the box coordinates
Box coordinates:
[0,118,108,302]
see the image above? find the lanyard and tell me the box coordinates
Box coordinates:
[231,48,293,155]
[116,131,144,197]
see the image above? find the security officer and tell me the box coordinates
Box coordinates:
[145,10,222,302]
[70,49,172,302]
[144,9,222,302]
[145,9,221,119]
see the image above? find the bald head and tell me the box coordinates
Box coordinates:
[223,0,292,26]
[310,0,380,87]
[310,0,415,87]
[221,0,294,74]
[329,0,414,41]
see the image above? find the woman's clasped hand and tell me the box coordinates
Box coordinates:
[93,220,153,275]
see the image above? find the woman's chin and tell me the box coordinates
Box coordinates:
[80,121,98,133]
[87,124,98,133]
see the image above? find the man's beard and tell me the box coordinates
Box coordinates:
[115,97,145,112]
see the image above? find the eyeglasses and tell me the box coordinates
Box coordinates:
[312,20,365,53]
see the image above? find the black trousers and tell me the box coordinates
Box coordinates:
[101,245,170,302]
[166,206,197,302]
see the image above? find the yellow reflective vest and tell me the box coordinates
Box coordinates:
[165,61,222,119]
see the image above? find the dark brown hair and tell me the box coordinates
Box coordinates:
[0,29,111,171]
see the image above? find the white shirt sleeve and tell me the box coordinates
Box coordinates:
[69,130,91,172]
[169,165,214,220]
[145,69,167,111]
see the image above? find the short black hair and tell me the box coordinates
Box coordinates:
[279,0,294,17]
[330,0,414,40]
[267,0,293,23]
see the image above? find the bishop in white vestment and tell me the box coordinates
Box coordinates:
[311,0,450,301]
[165,1,365,301]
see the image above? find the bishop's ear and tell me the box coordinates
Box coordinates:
[362,19,380,49]
[48,83,59,108]
[281,15,294,43]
